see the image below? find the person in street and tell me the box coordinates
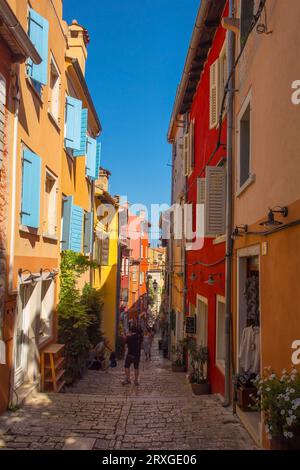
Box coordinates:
[143,328,152,360]
[122,324,142,386]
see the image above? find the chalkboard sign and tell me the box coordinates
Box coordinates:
[185,316,196,334]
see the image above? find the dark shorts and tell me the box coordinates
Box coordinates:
[124,354,140,370]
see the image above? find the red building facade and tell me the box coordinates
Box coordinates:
[186,3,228,396]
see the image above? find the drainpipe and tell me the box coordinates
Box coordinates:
[224,0,235,407]
[89,180,95,287]
[115,208,121,346]
[8,64,20,293]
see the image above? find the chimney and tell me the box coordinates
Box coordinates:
[96,168,111,193]
[67,20,90,75]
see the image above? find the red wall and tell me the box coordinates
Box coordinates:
[186,4,228,396]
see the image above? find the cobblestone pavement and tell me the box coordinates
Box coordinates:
[0,338,256,450]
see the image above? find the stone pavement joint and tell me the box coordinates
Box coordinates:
[0,337,257,450]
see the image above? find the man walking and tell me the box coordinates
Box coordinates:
[122,324,142,386]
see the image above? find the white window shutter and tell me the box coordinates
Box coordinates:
[209,59,219,129]
[189,119,195,170]
[183,131,189,176]
[205,166,226,236]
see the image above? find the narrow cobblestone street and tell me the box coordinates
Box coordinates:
[0,338,256,450]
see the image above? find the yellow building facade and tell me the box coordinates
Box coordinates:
[93,168,119,351]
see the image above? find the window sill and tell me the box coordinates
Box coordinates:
[48,111,61,132]
[236,173,256,198]
[19,225,40,236]
[26,77,43,105]
[213,234,226,245]
[42,233,58,242]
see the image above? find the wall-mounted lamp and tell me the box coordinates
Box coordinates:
[40,268,59,280]
[259,206,288,228]
[204,273,222,286]
[232,225,248,239]
[18,269,41,284]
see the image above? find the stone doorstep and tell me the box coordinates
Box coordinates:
[11,381,39,408]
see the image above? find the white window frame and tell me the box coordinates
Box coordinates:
[196,295,208,347]
[236,89,255,195]
[48,53,61,125]
[43,168,58,238]
[216,295,226,374]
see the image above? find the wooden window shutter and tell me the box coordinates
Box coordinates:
[189,119,195,169]
[74,109,88,157]
[209,59,219,129]
[83,211,94,255]
[0,75,6,171]
[28,9,49,86]
[21,148,41,228]
[205,166,226,236]
[64,96,83,151]
[183,131,189,176]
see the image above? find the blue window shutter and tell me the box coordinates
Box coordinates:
[86,136,97,179]
[70,204,83,253]
[27,9,49,86]
[84,211,94,255]
[95,142,101,179]
[21,148,41,228]
[64,96,82,150]
[61,196,73,251]
[74,109,88,157]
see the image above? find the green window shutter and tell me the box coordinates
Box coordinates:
[74,109,88,157]
[27,9,49,86]
[64,96,82,151]
[21,148,41,228]
[83,211,94,255]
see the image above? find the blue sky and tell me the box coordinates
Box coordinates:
[63,0,198,212]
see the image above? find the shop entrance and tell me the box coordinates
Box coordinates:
[236,246,261,445]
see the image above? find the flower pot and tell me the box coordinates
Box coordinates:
[191,382,211,395]
[172,364,186,373]
[270,428,300,450]
[237,387,257,412]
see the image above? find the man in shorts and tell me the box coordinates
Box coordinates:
[122,324,142,386]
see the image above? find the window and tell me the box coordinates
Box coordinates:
[125,258,129,275]
[140,244,143,259]
[140,271,144,285]
[237,92,252,189]
[49,56,61,123]
[39,280,54,345]
[44,169,57,237]
[216,296,226,372]
[240,0,254,46]
[100,234,110,265]
[0,74,6,171]
[196,296,208,347]
[132,266,137,282]
[210,44,227,129]
[218,45,227,117]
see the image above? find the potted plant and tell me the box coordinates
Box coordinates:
[172,340,186,372]
[188,344,210,395]
[253,367,300,450]
[234,371,258,412]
